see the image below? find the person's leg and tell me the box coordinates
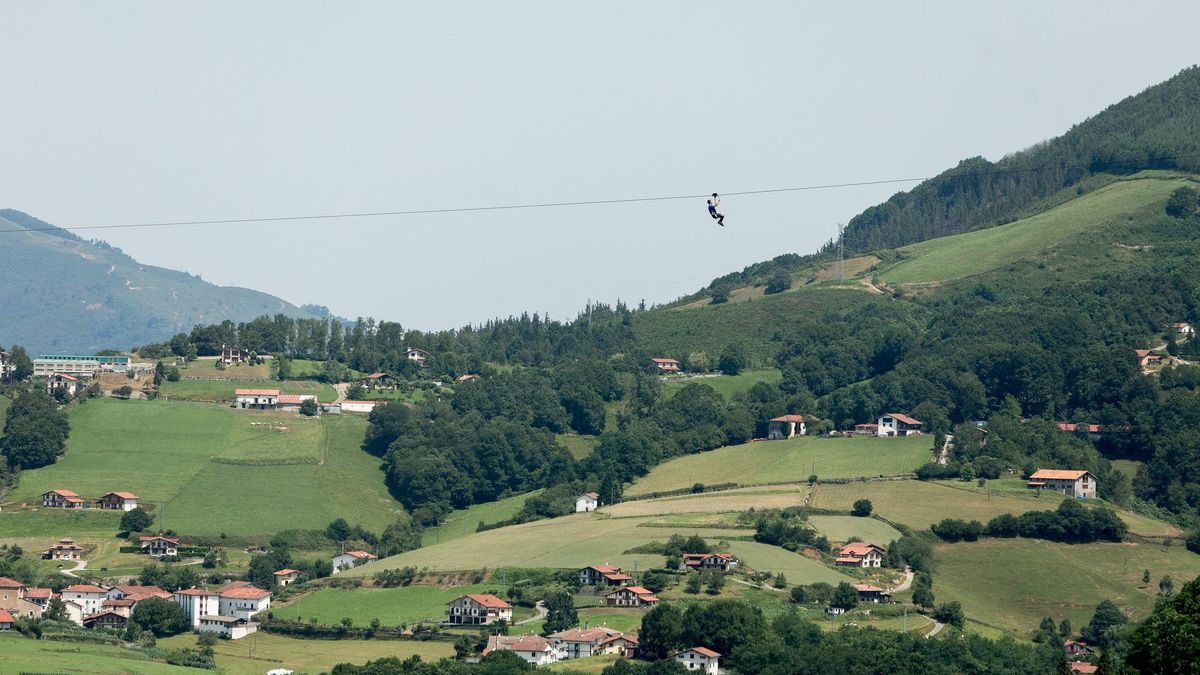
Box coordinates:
[718,213,725,226]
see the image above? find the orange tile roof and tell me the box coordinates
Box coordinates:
[103,491,139,499]
[486,635,554,654]
[22,587,52,599]
[770,415,807,423]
[273,569,301,576]
[651,358,680,364]
[686,646,721,658]
[175,588,218,596]
[839,543,884,556]
[586,565,622,574]
[46,489,80,498]
[550,627,622,642]
[0,577,23,589]
[53,373,79,381]
[884,412,922,426]
[1029,469,1090,480]
[581,492,599,499]
[342,550,377,560]
[139,535,180,544]
[103,598,136,607]
[221,586,271,600]
[464,593,512,609]
[234,388,280,396]
[1070,665,1098,674]
[0,610,14,624]
[64,584,108,594]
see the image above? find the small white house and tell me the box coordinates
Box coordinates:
[675,647,721,674]
[218,586,271,620]
[767,415,807,440]
[1175,322,1196,336]
[197,615,258,639]
[174,589,221,627]
[484,635,565,665]
[877,413,923,437]
[61,584,108,616]
[273,569,301,588]
[96,491,139,511]
[576,492,600,513]
[331,550,377,573]
[405,347,429,364]
[47,373,81,396]
[139,536,179,557]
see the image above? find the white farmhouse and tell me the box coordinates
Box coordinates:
[575,492,600,513]
[675,647,721,674]
[331,550,377,573]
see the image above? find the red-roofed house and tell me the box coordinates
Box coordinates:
[22,587,53,612]
[675,647,721,674]
[406,347,430,365]
[1176,322,1196,336]
[47,373,80,396]
[1064,639,1093,657]
[578,565,628,587]
[604,586,659,607]
[43,537,84,561]
[835,543,885,568]
[877,413,922,437]
[138,536,179,557]
[62,584,109,616]
[549,627,628,659]
[276,393,318,411]
[854,583,892,603]
[220,345,249,365]
[484,634,565,665]
[576,492,600,512]
[1069,663,1098,674]
[332,550,377,573]
[106,585,171,602]
[362,372,397,389]
[1056,423,1102,435]
[273,569,301,588]
[96,491,140,511]
[1028,470,1096,499]
[234,388,279,409]
[83,610,129,631]
[42,489,85,509]
[651,358,681,374]
[682,553,737,571]
[219,586,272,620]
[768,415,808,440]
[447,594,514,625]
[0,609,14,630]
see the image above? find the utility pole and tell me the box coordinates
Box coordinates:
[836,223,845,282]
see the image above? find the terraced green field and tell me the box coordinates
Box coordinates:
[422,491,537,546]
[627,435,932,495]
[5,398,403,539]
[276,583,500,625]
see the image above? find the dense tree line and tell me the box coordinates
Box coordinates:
[1,389,69,470]
[931,498,1127,544]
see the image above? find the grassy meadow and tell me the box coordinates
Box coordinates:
[160,632,453,674]
[934,537,1200,635]
[276,583,501,626]
[5,398,402,539]
[661,369,782,400]
[626,435,932,495]
[557,434,600,459]
[879,176,1191,286]
[421,491,536,546]
[0,633,195,674]
[807,515,902,543]
[180,357,272,379]
[159,377,338,402]
[809,480,1070,530]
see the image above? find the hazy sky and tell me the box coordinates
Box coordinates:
[4,2,1200,329]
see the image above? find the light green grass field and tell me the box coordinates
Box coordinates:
[807,515,902,544]
[289,358,367,380]
[605,487,808,517]
[811,480,1069,530]
[557,434,600,460]
[180,357,272,379]
[160,632,453,674]
[935,537,1200,635]
[726,541,854,584]
[422,491,537,546]
[160,378,337,402]
[0,633,195,674]
[276,583,500,625]
[5,398,402,538]
[547,654,622,673]
[661,369,783,400]
[879,177,1191,286]
[627,435,932,496]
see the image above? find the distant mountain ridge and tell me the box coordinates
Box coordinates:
[0,209,325,354]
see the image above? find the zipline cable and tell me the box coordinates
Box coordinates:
[1,153,1195,235]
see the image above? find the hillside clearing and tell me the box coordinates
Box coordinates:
[879,176,1192,286]
[810,480,1070,529]
[5,398,402,538]
[0,633,194,674]
[275,583,501,625]
[627,435,931,496]
[935,537,1200,635]
[807,515,902,543]
[160,377,337,402]
[661,369,782,400]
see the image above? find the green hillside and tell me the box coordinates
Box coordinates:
[4,398,402,538]
[0,209,322,354]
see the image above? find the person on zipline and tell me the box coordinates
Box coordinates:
[707,193,725,226]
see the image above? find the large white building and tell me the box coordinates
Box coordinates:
[33,354,130,378]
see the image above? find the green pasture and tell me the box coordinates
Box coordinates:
[807,515,902,544]
[0,633,195,674]
[276,583,501,626]
[661,369,782,400]
[160,632,453,674]
[557,434,600,460]
[627,435,932,495]
[422,491,537,546]
[5,398,402,538]
[159,377,337,402]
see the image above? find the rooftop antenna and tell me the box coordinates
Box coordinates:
[836,222,845,283]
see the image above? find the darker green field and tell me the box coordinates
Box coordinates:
[160,377,338,402]
[661,368,782,400]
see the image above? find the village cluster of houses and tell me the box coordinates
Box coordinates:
[453,591,716,673]
[0,576,273,640]
[41,489,139,511]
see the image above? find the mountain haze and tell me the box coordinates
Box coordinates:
[0,209,323,353]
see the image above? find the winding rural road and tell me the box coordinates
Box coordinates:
[926,621,945,638]
[891,569,915,593]
[60,559,87,578]
[515,601,547,625]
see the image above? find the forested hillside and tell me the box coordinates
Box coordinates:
[0,209,324,353]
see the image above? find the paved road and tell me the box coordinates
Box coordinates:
[891,569,915,593]
[926,621,945,638]
[60,559,87,578]
[515,601,547,625]
[334,382,349,403]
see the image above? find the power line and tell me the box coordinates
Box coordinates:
[2,153,1196,235]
